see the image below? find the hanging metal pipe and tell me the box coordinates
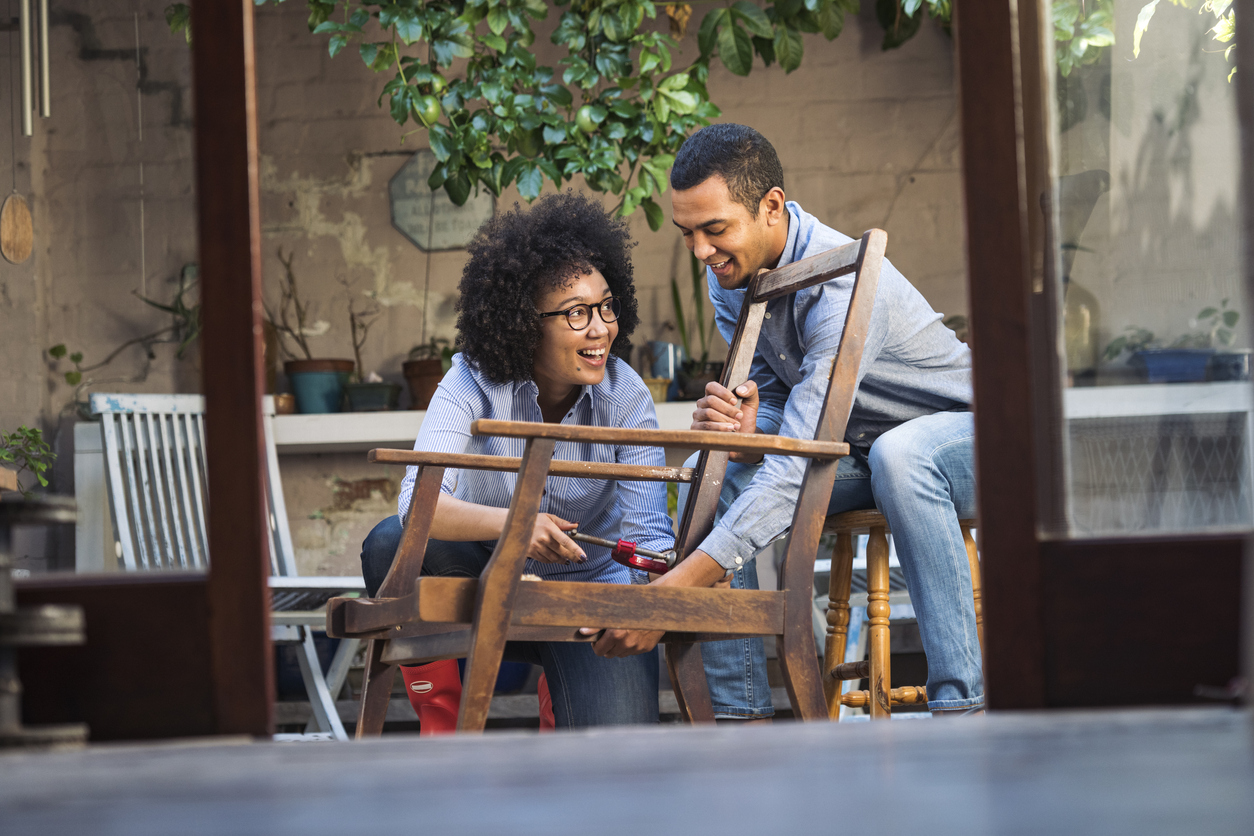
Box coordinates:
[38,0,50,118]
[19,0,33,136]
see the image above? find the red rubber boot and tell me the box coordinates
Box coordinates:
[537,672,556,732]
[400,660,461,735]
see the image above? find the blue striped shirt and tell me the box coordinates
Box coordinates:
[397,353,675,583]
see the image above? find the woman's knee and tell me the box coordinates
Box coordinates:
[360,515,404,597]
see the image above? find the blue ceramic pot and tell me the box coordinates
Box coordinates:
[345,382,402,412]
[1131,348,1215,383]
[285,359,355,413]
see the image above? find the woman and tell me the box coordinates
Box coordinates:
[360,191,674,732]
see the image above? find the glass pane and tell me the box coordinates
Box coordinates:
[1048,0,1246,536]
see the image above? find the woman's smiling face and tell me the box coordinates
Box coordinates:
[532,268,619,400]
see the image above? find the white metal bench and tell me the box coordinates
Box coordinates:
[90,393,364,740]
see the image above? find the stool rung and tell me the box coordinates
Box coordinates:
[829,660,869,681]
[839,686,928,708]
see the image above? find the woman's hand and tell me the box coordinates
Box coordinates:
[693,380,761,463]
[527,513,586,564]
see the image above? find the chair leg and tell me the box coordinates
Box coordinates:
[295,628,348,740]
[666,642,715,723]
[962,524,984,654]
[305,636,360,735]
[866,525,892,719]
[823,532,854,719]
[355,639,397,739]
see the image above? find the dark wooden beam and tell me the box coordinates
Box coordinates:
[1237,0,1254,696]
[191,0,273,735]
[953,0,1046,707]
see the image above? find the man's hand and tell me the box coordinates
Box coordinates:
[527,513,585,564]
[580,550,730,657]
[693,380,761,463]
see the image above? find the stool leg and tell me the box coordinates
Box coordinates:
[866,525,892,719]
[962,524,984,654]
[355,639,397,739]
[823,531,854,720]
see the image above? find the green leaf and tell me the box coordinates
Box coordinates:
[517,165,544,200]
[774,25,804,72]
[445,171,472,205]
[359,43,379,69]
[732,1,774,38]
[487,6,510,35]
[48,344,66,359]
[658,72,690,91]
[1223,310,1239,327]
[815,1,845,39]
[394,12,423,45]
[165,3,192,43]
[658,88,699,114]
[65,371,82,386]
[328,34,348,58]
[698,8,727,57]
[717,21,755,76]
[877,0,923,50]
[482,32,508,51]
[1198,307,1219,320]
[349,8,369,29]
[69,352,83,364]
[641,197,664,231]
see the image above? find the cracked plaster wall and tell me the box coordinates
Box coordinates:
[0,0,965,573]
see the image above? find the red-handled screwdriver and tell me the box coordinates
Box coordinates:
[569,530,676,575]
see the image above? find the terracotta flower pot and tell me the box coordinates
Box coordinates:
[403,359,446,410]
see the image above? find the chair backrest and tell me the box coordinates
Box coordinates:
[90,393,296,578]
[675,231,887,555]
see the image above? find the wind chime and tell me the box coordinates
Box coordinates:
[1,0,50,265]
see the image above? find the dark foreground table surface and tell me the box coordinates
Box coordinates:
[1,707,1251,836]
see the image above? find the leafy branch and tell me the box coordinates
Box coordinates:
[265,248,330,361]
[0,426,55,498]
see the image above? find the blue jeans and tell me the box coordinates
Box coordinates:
[679,410,983,714]
[361,517,659,728]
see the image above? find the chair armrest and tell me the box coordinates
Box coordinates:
[368,449,694,483]
[471,420,849,460]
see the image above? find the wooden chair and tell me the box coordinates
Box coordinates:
[822,510,983,718]
[91,393,365,740]
[327,230,888,733]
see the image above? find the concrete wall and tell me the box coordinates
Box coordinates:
[0,0,966,573]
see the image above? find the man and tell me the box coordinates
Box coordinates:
[584,123,982,717]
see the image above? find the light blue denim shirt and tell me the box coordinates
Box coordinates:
[397,353,674,583]
[698,202,973,569]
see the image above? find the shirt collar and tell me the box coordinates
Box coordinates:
[778,201,803,269]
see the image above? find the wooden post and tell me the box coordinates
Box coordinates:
[191,0,272,735]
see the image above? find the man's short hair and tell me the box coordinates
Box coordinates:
[670,124,784,217]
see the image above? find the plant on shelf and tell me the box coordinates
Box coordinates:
[0,426,55,498]
[267,249,355,414]
[669,252,721,399]
[47,264,201,412]
[341,276,403,412]
[1102,301,1242,383]
[404,336,455,410]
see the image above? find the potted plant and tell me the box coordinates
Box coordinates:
[0,426,55,498]
[1103,301,1241,383]
[404,337,454,410]
[670,253,723,400]
[341,278,402,412]
[267,249,354,414]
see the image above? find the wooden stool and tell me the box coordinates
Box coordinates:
[821,510,982,719]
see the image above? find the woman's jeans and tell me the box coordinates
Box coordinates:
[678,410,984,714]
[360,517,659,728]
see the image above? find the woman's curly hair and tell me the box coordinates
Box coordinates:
[455,191,640,384]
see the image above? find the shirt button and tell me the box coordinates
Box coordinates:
[734,556,743,566]
[779,353,787,361]
[764,312,771,319]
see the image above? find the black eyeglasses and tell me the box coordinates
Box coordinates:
[537,297,621,331]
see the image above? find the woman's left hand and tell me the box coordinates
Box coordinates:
[579,627,664,658]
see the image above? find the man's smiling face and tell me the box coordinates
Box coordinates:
[670,175,788,290]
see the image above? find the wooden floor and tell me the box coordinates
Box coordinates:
[1,707,1251,835]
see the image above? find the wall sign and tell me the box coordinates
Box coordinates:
[389,150,495,252]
